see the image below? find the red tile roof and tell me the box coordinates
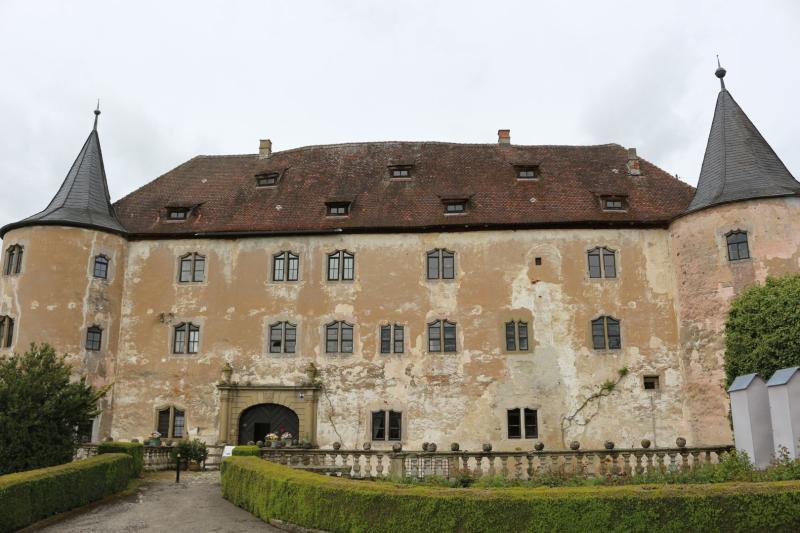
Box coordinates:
[113,142,695,237]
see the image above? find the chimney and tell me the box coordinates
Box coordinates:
[259,139,272,159]
[498,129,511,145]
[626,147,641,176]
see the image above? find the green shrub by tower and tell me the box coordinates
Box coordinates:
[98,441,144,475]
[725,274,800,386]
[0,453,134,533]
[221,457,800,533]
[0,343,108,475]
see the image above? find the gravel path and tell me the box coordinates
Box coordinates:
[36,470,279,532]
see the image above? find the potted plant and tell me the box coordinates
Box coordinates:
[266,432,279,448]
[147,432,162,447]
[280,428,293,447]
[171,440,193,470]
[189,439,208,470]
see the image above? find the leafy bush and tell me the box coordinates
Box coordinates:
[232,445,261,456]
[98,441,144,475]
[169,439,208,464]
[0,453,134,533]
[725,274,800,386]
[170,440,193,462]
[221,457,800,533]
[0,344,108,474]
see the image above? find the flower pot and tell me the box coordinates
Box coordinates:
[188,462,201,471]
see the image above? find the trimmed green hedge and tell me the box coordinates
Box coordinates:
[98,441,144,475]
[221,457,800,533]
[0,453,134,533]
[232,445,261,456]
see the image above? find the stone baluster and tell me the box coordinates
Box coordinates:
[667,451,678,471]
[621,452,632,477]
[500,455,509,478]
[526,455,534,479]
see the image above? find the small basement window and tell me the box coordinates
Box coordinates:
[167,207,191,220]
[389,165,413,179]
[515,165,539,180]
[326,202,351,217]
[643,375,660,390]
[600,196,627,211]
[443,200,467,214]
[256,172,280,187]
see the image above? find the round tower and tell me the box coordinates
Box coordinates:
[0,108,128,440]
[670,66,800,444]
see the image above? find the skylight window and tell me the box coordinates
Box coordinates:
[167,207,191,220]
[256,172,280,187]
[389,165,413,179]
[515,165,539,180]
[443,200,467,214]
[600,196,627,211]
[326,202,351,217]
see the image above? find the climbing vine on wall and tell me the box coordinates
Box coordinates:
[559,367,628,447]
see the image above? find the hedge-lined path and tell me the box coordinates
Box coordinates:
[36,470,279,532]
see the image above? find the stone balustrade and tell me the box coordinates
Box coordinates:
[75,444,177,471]
[259,446,734,480]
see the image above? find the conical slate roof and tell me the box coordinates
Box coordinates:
[0,114,126,237]
[688,71,800,212]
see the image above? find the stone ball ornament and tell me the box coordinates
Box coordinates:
[569,441,580,451]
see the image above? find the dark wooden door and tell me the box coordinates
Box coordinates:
[238,403,299,444]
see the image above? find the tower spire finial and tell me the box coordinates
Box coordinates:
[93,100,101,131]
[715,55,726,90]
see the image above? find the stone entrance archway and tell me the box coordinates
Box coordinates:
[238,403,299,444]
[217,383,319,445]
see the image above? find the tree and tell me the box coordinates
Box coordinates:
[0,343,107,474]
[725,274,800,387]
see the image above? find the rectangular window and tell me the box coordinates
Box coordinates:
[428,321,441,352]
[340,323,353,353]
[157,409,170,437]
[173,323,200,354]
[93,256,109,279]
[427,249,455,279]
[601,196,626,211]
[602,249,617,278]
[588,250,602,278]
[179,258,193,282]
[270,323,283,353]
[606,319,621,349]
[187,325,200,353]
[518,322,529,351]
[507,409,522,439]
[173,409,185,438]
[442,251,455,279]
[179,254,205,283]
[591,319,606,350]
[0,316,14,348]
[393,324,404,354]
[388,411,402,440]
[372,411,386,440]
[86,327,102,351]
[174,327,186,354]
[256,172,279,187]
[380,325,391,354]
[326,324,339,353]
[443,321,457,352]
[427,252,439,279]
[588,248,616,278]
[505,322,516,351]
[644,375,660,390]
[523,408,538,438]
[727,232,750,261]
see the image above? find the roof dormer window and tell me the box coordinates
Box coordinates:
[515,165,539,180]
[600,196,627,211]
[443,199,467,214]
[326,202,351,217]
[167,207,191,221]
[389,165,413,179]
[256,172,280,187]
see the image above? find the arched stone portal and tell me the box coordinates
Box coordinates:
[238,403,299,444]
[217,383,319,445]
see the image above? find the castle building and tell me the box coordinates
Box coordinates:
[1,67,798,449]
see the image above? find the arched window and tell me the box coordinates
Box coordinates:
[325,321,353,353]
[93,255,109,279]
[726,231,750,261]
[428,320,457,352]
[0,316,14,348]
[156,406,186,438]
[3,244,23,276]
[587,247,616,278]
[173,323,200,354]
[178,253,205,283]
[86,326,103,351]
[380,323,404,354]
[505,321,529,351]
[273,251,299,281]
[327,250,354,281]
[591,316,621,350]
[269,321,297,353]
[426,249,455,279]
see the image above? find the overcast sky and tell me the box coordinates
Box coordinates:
[1,1,798,228]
